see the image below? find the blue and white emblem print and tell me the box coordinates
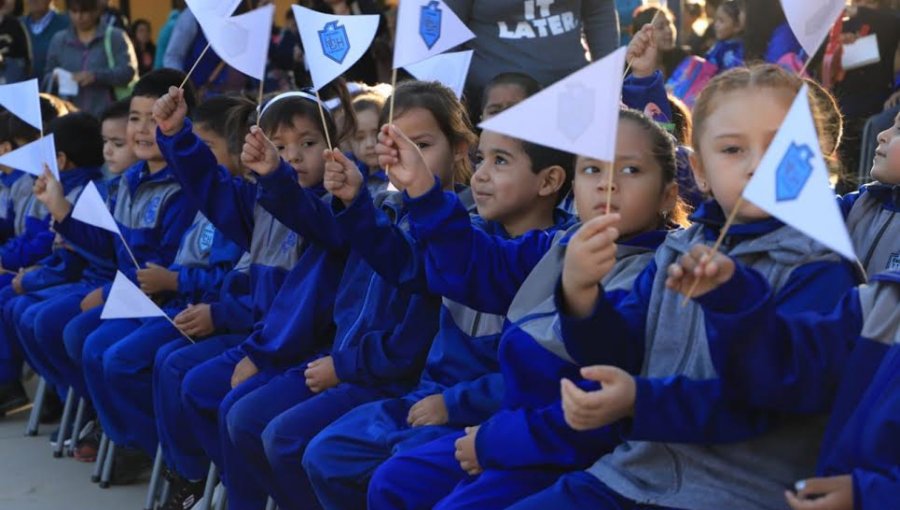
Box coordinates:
[775,142,814,202]
[319,21,350,64]
[419,1,442,49]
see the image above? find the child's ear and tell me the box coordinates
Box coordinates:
[452,140,469,164]
[537,165,566,198]
[688,150,709,194]
[661,180,678,216]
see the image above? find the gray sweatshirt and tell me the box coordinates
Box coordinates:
[43,26,137,117]
[444,0,619,94]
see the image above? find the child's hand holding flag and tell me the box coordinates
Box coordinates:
[323,149,365,206]
[561,214,621,319]
[241,126,281,177]
[153,87,189,137]
[666,245,736,298]
[33,166,70,222]
[561,365,637,431]
[375,124,432,197]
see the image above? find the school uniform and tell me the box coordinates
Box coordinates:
[304,186,571,510]
[153,255,254,480]
[42,161,195,400]
[223,168,443,510]
[706,39,744,71]
[365,180,660,510]
[83,212,241,455]
[155,122,344,496]
[841,183,900,275]
[520,201,858,510]
[0,170,33,245]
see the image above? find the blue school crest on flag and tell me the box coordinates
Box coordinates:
[775,142,814,202]
[558,83,595,141]
[420,1,442,49]
[319,21,350,64]
[198,223,215,252]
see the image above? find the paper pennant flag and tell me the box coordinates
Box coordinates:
[101,271,167,320]
[393,0,475,69]
[742,85,855,260]
[205,4,275,80]
[294,5,380,91]
[780,0,844,59]
[404,50,472,99]
[0,134,60,179]
[0,79,42,132]
[478,47,626,163]
[185,0,243,33]
[72,181,120,235]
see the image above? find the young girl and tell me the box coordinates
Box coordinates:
[348,92,390,195]
[510,64,860,510]
[364,107,687,510]
[301,126,574,510]
[153,87,349,508]
[217,81,471,510]
[706,0,744,71]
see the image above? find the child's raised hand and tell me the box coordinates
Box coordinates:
[666,244,735,299]
[376,124,432,198]
[561,214,620,318]
[241,126,281,176]
[785,475,853,510]
[153,86,188,137]
[561,365,636,431]
[454,425,482,475]
[34,166,71,222]
[627,24,658,78]
[323,149,364,206]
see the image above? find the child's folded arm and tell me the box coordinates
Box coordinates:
[256,160,346,252]
[157,121,257,251]
[1,219,55,270]
[406,178,555,315]
[442,373,504,427]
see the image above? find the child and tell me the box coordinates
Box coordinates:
[705,0,744,71]
[364,107,687,510]
[348,92,390,196]
[508,64,859,510]
[153,87,352,508]
[301,126,574,509]
[0,112,35,247]
[100,99,139,176]
[480,72,541,122]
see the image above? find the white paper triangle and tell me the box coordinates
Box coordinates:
[0,79,42,133]
[780,0,844,59]
[742,85,856,261]
[294,5,380,91]
[393,0,475,69]
[205,4,275,80]
[0,134,60,179]
[101,271,167,320]
[404,50,472,99]
[72,181,120,235]
[185,0,243,34]
[478,47,626,163]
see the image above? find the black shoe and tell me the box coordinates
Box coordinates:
[39,390,63,424]
[0,381,29,416]
[161,473,206,510]
[111,447,153,485]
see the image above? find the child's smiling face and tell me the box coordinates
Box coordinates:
[128,96,165,166]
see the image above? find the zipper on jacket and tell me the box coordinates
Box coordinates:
[862,211,895,270]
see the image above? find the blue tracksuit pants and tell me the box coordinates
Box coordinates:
[507,471,677,510]
[0,286,32,385]
[303,395,459,510]
[154,334,244,480]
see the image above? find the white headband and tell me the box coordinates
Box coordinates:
[258,90,322,120]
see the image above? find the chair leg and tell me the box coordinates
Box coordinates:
[144,443,164,510]
[99,441,116,488]
[91,433,109,482]
[212,482,227,510]
[67,397,86,457]
[25,378,47,436]
[265,497,277,510]
[52,388,75,458]
[195,463,219,510]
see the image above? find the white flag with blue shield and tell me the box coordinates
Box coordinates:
[393,0,475,69]
[101,272,167,320]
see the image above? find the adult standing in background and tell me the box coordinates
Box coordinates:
[97,0,126,30]
[153,0,184,70]
[43,0,137,116]
[131,19,155,76]
[21,0,69,80]
[444,0,619,113]
[0,0,32,82]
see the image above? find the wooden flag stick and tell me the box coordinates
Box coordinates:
[163,315,195,344]
[179,43,211,89]
[681,196,744,306]
[255,78,265,127]
[315,90,333,151]
[118,232,142,273]
[605,162,614,215]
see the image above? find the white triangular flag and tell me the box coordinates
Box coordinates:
[185,0,243,34]
[205,4,275,80]
[0,134,60,179]
[780,0,844,59]
[294,5,380,91]
[0,79,42,132]
[404,50,472,99]
[101,271,167,320]
[393,0,475,69]
[742,85,855,261]
[72,181,119,235]
[478,47,626,163]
